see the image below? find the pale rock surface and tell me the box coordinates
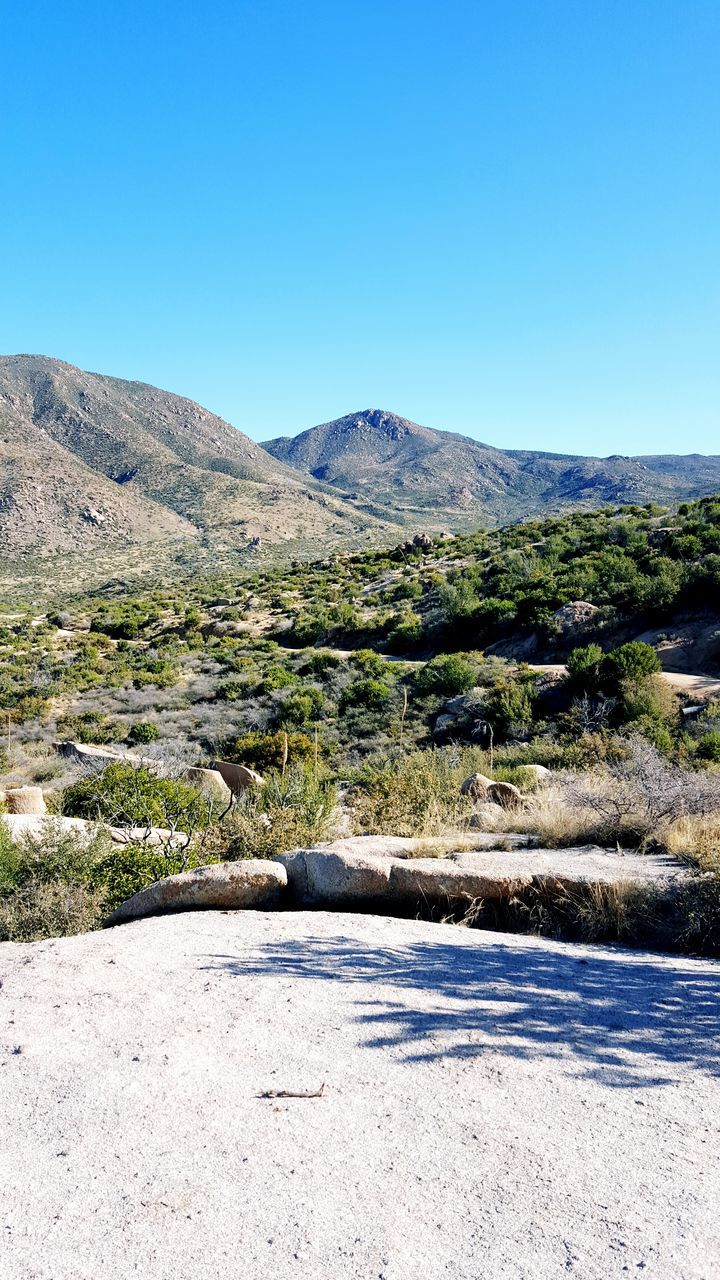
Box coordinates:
[1,912,718,1280]
[0,786,47,815]
[210,759,265,793]
[182,766,232,805]
[1,813,184,847]
[275,841,684,909]
[106,860,287,924]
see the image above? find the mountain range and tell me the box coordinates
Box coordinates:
[263,408,720,528]
[0,356,388,555]
[2,355,719,556]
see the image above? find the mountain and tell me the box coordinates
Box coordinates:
[0,357,390,555]
[262,408,720,527]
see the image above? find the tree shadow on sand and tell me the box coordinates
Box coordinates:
[203,930,720,1089]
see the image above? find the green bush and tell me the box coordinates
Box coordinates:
[340,678,391,711]
[278,687,324,727]
[415,654,478,697]
[697,731,720,764]
[127,721,160,745]
[258,664,298,693]
[56,711,121,745]
[221,730,318,772]
[602,641,661,689]
[0,824,113,942]
[63,764,214,832]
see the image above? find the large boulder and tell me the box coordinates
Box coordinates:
[183,767,232,805]
[275,848,392,906]
[460,772,493,801]
[54,742,155,771]
[487,781,523,809]
[389,858,533,904]
[1,786,47,815]
[210,760,264,794]
[433,714,458,736]
[105,859,287,925]
[553,600,599,638]
[522,764,551,785]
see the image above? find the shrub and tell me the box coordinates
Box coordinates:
[415,654,478,697]
[278,688,325,728]
[63,764,215,835]
[0,824,112,942]
[351,746,488,837]
[258,664,298,693]
[559,737,720,845]
[697,732,720,764]
[127,721,160,745]
[221,730,317,772]
[340,678,391,712]
[349,649,387,677]
[211,765,338,861]
[386,612,423,652]
[56,711,121,745]
[566,644,604,691]
[602,641,661,690]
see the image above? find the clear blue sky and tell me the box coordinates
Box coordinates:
[2,1,718,454]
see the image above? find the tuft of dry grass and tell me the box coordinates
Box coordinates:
[663,814,720,873]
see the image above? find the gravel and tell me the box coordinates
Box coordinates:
[1,911,719,1279]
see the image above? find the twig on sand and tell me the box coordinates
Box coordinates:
[256,1083,327,1099]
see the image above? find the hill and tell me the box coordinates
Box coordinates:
[263,408,720,527]
[0,356,391,555]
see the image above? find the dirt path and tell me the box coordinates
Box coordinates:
[530,663,720,698]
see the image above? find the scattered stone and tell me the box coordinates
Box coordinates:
[105,860,288,925]
[460,772,493,801]
[487,781,523,809]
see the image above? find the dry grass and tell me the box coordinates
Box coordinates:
[474,787,601,847]
[0,880,107,943]
[663,814,720,873]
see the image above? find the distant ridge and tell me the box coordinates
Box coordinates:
[2,359,719,557]
[0,357,389,554]
[262,408,720,525]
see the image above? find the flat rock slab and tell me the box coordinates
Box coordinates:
[276,843,687,907]
[106,860,287,925]
[1,913,718,1279]
[312,833,535,856]
[1,813,185,848]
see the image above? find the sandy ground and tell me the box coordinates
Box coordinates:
[2,912,719,1280]
[530,663,720,698]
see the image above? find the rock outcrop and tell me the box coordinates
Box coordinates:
[210,760,264,793]
[105,860,287,925]
[183,767,233,805]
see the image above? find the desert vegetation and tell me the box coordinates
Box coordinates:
[2,497,720,949]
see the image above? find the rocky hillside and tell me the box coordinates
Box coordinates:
[263,408,720,528]
[0,357,391,554]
